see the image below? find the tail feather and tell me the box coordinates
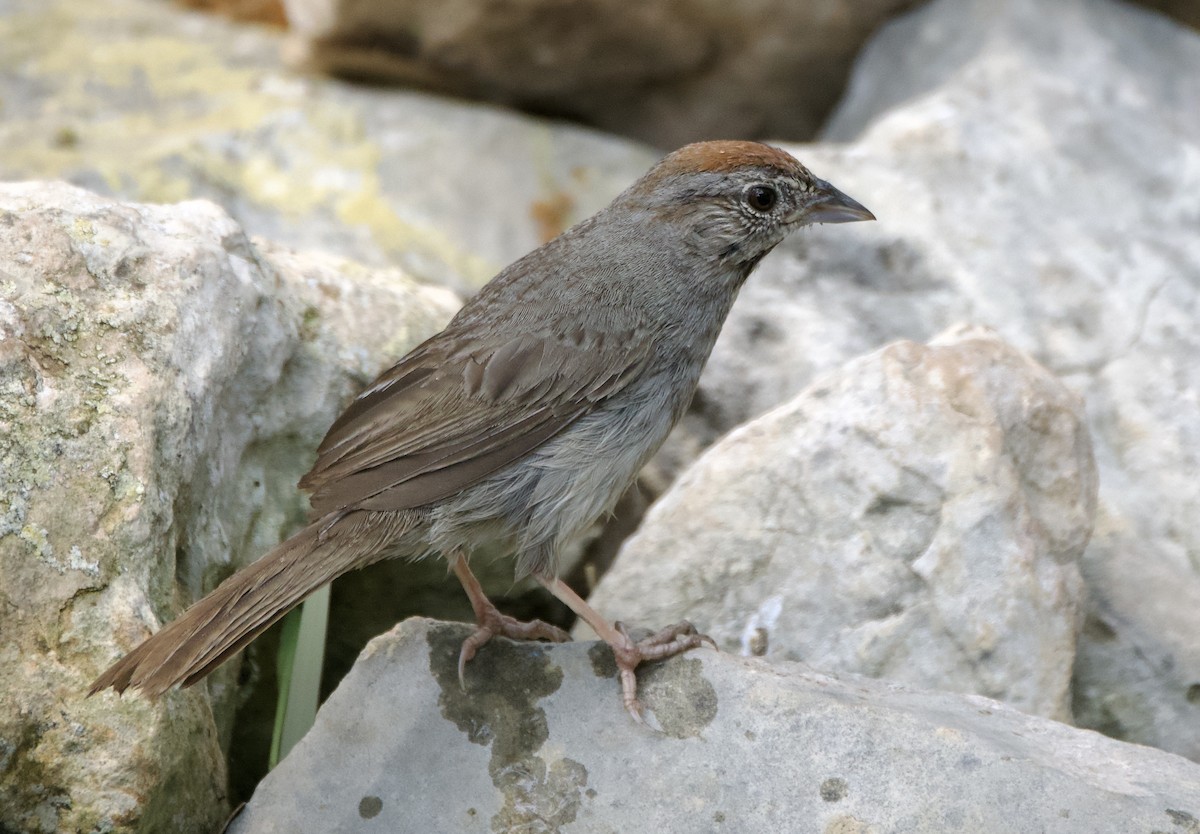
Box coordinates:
[89,511,414,699]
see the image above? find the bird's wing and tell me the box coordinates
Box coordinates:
[299,322,651,515]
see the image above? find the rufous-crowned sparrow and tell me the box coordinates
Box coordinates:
[90,140,873,721]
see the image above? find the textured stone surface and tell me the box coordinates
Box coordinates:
[0,182,457,833]
[585,328,1095,721]
[640,0,1200,759]
[0,0,656,289]
[281,0,919,148]
[230,617,1200,834]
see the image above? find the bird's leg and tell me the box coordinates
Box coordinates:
[536,574,716,724]
[449,552,570,687]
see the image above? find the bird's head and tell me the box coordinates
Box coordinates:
[624,140,874,269]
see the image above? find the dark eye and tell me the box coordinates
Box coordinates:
[745,185,778,213]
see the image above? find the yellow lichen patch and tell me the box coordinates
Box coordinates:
[0,0,491,286]
[71,218,96,243]
[335,176,495,286]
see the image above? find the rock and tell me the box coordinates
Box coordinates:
[1071,531,1200,766]
[641,0,1200,758]
[585,328,1094,721]
[0,0,656,289]
[1130,0,1200,31]
[229,617,1200,834]
[0,181,457,833]
[280,0,919,149]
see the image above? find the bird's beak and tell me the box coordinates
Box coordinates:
[802,179,876,224]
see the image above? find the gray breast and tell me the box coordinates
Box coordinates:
[425,364,691,579]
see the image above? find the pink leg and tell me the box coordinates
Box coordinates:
[450,553,570,687]
[536,574,715,724]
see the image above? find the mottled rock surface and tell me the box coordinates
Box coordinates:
[0,0,656,289]
[585,327,1095,722]
[230,618,1200,834]
[0,182,457,833]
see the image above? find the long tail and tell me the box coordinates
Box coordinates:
[89,510,414,698]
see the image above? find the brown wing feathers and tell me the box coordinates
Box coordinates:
[300,326,649,516]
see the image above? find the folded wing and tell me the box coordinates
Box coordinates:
[299,322,651,515]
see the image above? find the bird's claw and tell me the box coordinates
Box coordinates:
[610,620,716,724]
[457,612,571,690]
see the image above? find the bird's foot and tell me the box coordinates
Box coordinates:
[610,620,717,725]
[458,607,571,688]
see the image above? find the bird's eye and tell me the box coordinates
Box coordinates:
[745,185,778,213]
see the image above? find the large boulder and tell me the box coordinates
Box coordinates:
[229,618,1200,834]
[0,181,457,833]
[636,0,1200,759]
[280,0,920,148]
[0,0,656,288]
[585,327,1096,722]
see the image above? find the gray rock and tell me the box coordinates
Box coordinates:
[645,0,1200,759]
[585,328,1095,722]
[0,0,656,289]
[1132,0,1200,31]
[0,181,457,833]
[230,617,1200,834]
[1071,531,1200,767]
[281,0,919,149]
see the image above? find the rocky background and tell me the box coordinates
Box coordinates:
[1,0,1198,832]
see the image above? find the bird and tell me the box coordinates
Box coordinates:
[89,140,874,722]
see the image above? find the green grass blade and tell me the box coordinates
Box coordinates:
[269,585,330,768]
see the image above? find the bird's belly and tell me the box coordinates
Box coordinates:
[427,372,687,577]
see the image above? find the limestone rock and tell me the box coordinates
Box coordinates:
[281,0,919,149]
[229,618,1200,834]
[0,181,457,833]
[647,0,1200,758]
[585,328,1094,722]
[0,0,656,288]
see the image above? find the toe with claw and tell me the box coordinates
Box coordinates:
[535,574,717,725]
[611,620,717,724]
[457,611,570,688]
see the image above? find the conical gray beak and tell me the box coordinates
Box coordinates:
[804,179,875,224]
